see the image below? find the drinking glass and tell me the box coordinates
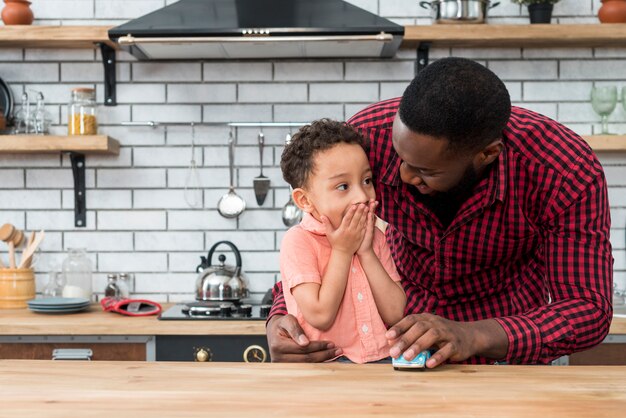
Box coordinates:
[622,86,626,114]
[591,86,617,135]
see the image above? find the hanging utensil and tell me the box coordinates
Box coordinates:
[281,131,302,227]
[217,129,246,219]
[253,130,270,206]
[282,187,303,227]
[184,122,202,208]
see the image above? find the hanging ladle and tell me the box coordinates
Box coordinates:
[217,129,246,218]
[281,130,303,227]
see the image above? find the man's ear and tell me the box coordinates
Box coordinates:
[475,139,503,168]
[292,188,314,213]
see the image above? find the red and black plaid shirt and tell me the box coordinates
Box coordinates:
[270,98,613,364]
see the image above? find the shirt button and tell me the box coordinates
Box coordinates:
[351,267,357,273]
[361,324,369,334]
[357,292,363,302]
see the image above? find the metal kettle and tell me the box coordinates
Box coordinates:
[195,241,248,301]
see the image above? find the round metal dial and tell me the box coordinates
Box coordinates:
[194,347,213,362]
[243,345,267,363]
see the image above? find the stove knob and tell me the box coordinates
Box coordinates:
[238,304,252,317]
[259,305,271,318]
[219,304,232,317]
[194,347,212,362]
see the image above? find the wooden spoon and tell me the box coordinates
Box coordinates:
[18,231,36,268]
[0,223,14,242]
[8,241,16,269]
[18,230,45,269]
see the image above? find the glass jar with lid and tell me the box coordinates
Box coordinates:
[117,273,132,299]
[68,88,97,135]
[61,248,93,300]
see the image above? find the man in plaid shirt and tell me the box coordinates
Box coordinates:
[267,57,613,367]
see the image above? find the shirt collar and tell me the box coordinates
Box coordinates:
[299,212,327,236]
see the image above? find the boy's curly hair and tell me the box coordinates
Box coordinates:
[281,119,366,189]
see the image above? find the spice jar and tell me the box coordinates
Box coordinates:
[68,88,97,135]
[104,274,120,299]
[117,273,132,299]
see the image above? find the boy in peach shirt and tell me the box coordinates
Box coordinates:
[279,119,407,363]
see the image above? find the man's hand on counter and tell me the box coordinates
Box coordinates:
[267,314,342,362]
[386,313,509,368]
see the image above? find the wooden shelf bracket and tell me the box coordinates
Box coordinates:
[99,43,116,106]
[69,152,87,227]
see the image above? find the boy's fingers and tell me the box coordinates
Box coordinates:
[341,205,359,230]
[350,204,366,228]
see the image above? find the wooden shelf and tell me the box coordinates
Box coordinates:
[402,24,626,48]
[0,135,119,155]
[583,135,626,152]
[0,25,115,49]
[1,24,624,50]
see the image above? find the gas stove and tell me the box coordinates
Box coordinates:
[159,301,271,321]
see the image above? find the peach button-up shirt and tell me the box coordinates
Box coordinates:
[280,213,402,363]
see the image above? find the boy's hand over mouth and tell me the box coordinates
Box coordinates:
[321,204,368,255]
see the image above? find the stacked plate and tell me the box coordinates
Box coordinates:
[27,297,91,314]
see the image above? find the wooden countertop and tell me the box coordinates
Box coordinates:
[0,361,624,417]
[0,305,266,336]
[1,305,624,336]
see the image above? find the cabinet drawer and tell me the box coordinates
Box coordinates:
[0,336,153,361]
[156,335,270,362]
[0,342,146,360]
[568,343,626,365]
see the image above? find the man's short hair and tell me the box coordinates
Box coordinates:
[399,57,511,154]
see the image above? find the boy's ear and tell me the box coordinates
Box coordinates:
[292,188,314,213]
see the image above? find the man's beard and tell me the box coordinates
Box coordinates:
[410,164,482,225]
[427,164,481,204]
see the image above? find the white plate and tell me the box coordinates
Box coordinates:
[28,304,90,310]
[27,297,90,308]
[29,305,90,314]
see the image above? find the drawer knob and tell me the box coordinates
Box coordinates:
[194,347,212,362]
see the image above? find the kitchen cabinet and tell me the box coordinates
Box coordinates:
[0,306,623,365]
[0,305,268,363]
[0,336,150,361]
[567,337,626,366]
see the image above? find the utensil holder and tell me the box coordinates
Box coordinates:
[0,268,35,309]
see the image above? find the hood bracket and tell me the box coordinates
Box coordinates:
[99,43,117,106]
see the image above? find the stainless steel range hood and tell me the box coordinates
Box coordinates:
[108,0,404,60]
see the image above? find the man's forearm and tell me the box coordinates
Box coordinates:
[469,319,509,360]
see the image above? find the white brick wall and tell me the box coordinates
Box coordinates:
[1,0,625,302]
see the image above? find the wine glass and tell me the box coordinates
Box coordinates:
[591,86,617,135]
